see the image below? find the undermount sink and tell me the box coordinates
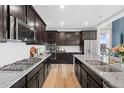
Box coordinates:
[86,60,107,66]
[96,65,122,72]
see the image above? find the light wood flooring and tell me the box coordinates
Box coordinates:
[42,64,81,88]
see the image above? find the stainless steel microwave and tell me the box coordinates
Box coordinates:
[9,15,35,42]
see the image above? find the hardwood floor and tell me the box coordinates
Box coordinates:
[42,64,81,88]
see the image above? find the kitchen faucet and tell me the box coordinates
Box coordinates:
[102,47,112,65]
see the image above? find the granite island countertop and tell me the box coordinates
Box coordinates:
[73,54,124,88]
[0,54,51,88]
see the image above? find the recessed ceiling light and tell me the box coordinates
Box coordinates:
[60,5,65,9]
[60,21,64,26]
[84,22,88,25]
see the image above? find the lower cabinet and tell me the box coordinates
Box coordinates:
[80,66,87,88]
[27,63,51,88]
[75,58,103,88]
[11,60,51,88]
[77,62,81,83]
[27,74,39,88]
[38,67,45,87]
[10,76,26,88]
[56,53,82,64]
[87,75,101,88]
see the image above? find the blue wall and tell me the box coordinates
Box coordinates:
[112,17,124,47]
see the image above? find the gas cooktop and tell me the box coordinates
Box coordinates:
[0,57,42,71]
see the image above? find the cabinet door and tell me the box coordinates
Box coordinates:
[87,75,101,88]
[75,59,78,77]
[57,32,65,45]
[46,31,57,43]
[39,67,45,87]
[35,16,41,43]
[44,64,48,80]
[77,64,81,83]
[82,31,90,40]
[41,23,46,44]
[65,32,80,45]
[36,16,44,44]
[10,5,26,22]
[89,31,97,40]
[56,53,65,63]
[0,5,4,38]
[10,76,26,88]
[80,66,87,88]
[27,6,35,29]
[27,74,39,88]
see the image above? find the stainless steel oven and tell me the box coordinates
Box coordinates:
[45,43,57,62]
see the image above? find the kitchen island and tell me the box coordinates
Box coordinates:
[73,54,124,88]
[0,54,51,88]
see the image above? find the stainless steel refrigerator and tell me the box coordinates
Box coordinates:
[84,40,98,60]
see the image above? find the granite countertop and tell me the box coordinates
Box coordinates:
[73,54,124,88]
[0,54,51,88]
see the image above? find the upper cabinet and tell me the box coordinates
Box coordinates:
[9,5,26,22]
[35,15,46,44]
[0,5,7,41]
[45,31,57,43]
[81,30,97,40]
[27,6,36,29]
[57,32,80,45]
[65,32,80,45]
[0,5,4,39]
[57,32,65,45]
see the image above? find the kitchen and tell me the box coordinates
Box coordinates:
[1,4,124,89]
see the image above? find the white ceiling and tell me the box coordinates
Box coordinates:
[33,5,124,31]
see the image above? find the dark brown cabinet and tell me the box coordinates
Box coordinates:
[46,31,57,43]
[0,5,7,40]
[56,53,66,63]
[27,6,36,29]
[10,76,26,88]
[41,22,46,44]
[0,5,4,39]
[57,32,80,45]
[89,31,97,40]
[81,30,97,40]
[87,75,101,88]
[75,57,103,88]
[9,5,26,22]
[57,32,65,45]
[38,67,45,87]
[56,53,81,64]
[65,32,80,45]
[0,5,46,44]
[27,74,39,88]
[36,16,41,43]
[35,15,46,44]
[80,66,87,88]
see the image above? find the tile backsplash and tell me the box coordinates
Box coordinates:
[0,41,45,67]
[57,46,80,52]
